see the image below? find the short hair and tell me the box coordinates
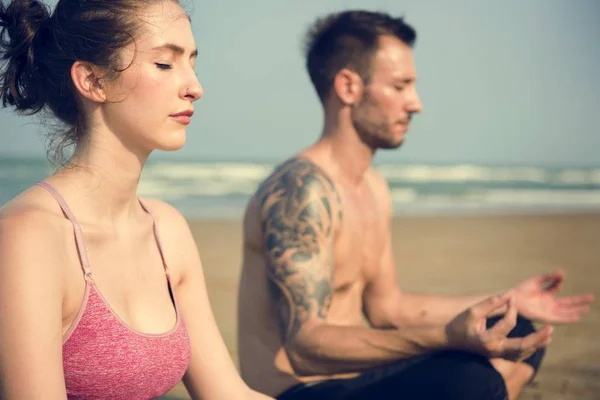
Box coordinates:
[304,10,416,102]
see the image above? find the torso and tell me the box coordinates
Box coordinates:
[1,180,191,398]
[238,152,389,396]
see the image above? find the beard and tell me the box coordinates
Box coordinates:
[350,93,406,150]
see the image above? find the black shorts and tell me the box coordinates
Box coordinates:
[277,316,545,400]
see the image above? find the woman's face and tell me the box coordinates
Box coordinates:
[101,1,203,155]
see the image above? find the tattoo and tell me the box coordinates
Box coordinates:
[257,158,342,343]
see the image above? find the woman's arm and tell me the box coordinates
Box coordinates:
[146,200,272,400]
[0,210,68,399]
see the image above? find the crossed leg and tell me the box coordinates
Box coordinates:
[490,359,534,400]
[487,315,546,400]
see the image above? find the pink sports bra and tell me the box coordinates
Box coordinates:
[37,181,191,399]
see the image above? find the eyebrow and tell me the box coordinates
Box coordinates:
[395,77,416,85]
[152,43,198,58]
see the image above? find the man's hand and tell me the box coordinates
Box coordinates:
[512,270,594,324]
[446,295,553,361]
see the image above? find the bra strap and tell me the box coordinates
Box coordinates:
[138,199,170,278]
[37,181,94,281]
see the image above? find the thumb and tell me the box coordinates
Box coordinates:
[539,270,565,292]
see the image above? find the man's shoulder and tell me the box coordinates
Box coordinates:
[255,156,339,202]
[251,156,342,227]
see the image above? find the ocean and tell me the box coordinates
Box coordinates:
[1,156,599,219]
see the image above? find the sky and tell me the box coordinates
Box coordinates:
[0,0,598,167]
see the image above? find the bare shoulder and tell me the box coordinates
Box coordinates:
[254,157,343,230]
[0,186,70,300]
[0,186,71,259]
[138,197,188,228]
[0,208,65,259]
[137,197,198,284]
[136,197,194,250]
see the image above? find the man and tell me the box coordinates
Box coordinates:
[237,10,593,400]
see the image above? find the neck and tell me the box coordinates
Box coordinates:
[317,111,375,185]
[54,129,149,226]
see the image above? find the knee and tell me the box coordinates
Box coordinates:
[523,346,546,377]
[511,316,547,375]
[435,352,509,400]
[491,358,534,385]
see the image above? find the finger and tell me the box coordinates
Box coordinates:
[502,325,553,359]
[556,294,595,307]
[488,296,517,337]
[545,279,563,294]
[539,270,565,292]
[548,314,581,324]
[557,304,591,315]
[550,305,591,323]
[519,325,554,351]
[536,269,564,282]
[471,295,510,319]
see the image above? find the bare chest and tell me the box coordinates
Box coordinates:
[333,187,387,289]
[62,227,176,335]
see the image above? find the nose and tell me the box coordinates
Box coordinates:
[406,89,422,114]
[181,70,203,102]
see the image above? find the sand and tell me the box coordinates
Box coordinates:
[162,212,600,400]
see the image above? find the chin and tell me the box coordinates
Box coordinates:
[379,141,404,150]
[388,133,406,149]
[158,130,187,152]
[376,135,405,150]
[161,143,186,152]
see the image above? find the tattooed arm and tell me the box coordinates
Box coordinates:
[257,159,448,376]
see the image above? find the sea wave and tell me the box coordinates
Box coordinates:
[378,164,600,186]
[138,178,258,198]
[2,158,599,217]
[141,162,600,188]
[389,188,600,206]
[143,162,273,181]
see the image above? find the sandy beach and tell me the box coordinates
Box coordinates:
[163,212,600,400]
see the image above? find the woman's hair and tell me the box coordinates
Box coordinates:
[0,0,180,164]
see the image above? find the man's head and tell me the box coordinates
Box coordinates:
[304,10,422,149]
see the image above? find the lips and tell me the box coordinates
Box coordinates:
[170,110,194,125]
[397,118,412,129]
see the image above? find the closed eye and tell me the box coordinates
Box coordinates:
[155,63,173,70]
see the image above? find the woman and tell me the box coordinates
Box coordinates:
[0,0,272,398]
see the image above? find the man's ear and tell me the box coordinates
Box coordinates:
[70,61,107,103]
[332,68,364,106]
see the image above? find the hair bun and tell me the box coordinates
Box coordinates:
[1,0,51,111]
[1,0,50,42]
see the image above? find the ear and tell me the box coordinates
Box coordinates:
[70,61,107,103]
[332,68,364,106]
